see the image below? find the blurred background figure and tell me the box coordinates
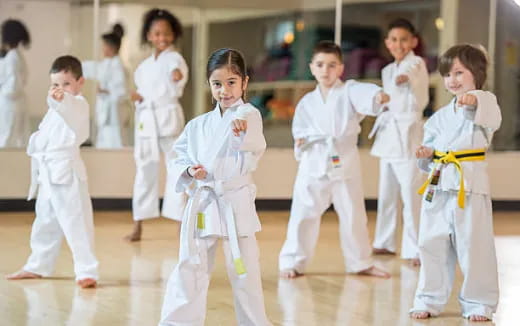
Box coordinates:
[0,19,30,148]
[82,23,131,149]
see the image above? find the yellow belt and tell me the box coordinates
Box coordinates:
[418,149,486,208]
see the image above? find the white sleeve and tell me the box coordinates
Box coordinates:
[171,124,195,192]
[291,99,313,161]
[167,53,189,98]
[346,80,384,116]
[236,105,267,153]
[239,108,266,172]
[469,90,502,132]
[48,93,90,143]
[81,61,98,80]
[403,58,429,112]
[0,56,23,98]
[417,115,438,173]
[108,63,128,103]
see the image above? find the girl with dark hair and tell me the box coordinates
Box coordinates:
[159,48,272,326]
[0,19,30,147]
[126,8,188,241]
[82,23,130,148]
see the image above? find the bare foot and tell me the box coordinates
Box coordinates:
[373,248,396,255]
[411,311,431,319]
[6,270,42,280]
[279,269,303,279]
[409,258,421,266]
[357,266,391,278]
[124,221,142,242]
[469,315,490,322]
[77,278,97,288]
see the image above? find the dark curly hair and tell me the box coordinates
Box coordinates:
[102,23,124,53]
[1,19,31,49]
[140,8,183,45]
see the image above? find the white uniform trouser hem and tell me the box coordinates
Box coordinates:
[279,173,373,274]
[23,176,99,281]
[372,158,421,259]
[413,190,498,319]
[160,235,272,326]
[133,136,186,222]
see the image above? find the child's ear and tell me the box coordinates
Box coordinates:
[78,76,85,87]
[338,63,344,77]
[384,37,391,50]
[411,36,418,49]
[242,75,249,91]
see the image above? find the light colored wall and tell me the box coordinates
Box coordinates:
[0,0,72,128]
[493,0,520,150]
[2,149,519,200]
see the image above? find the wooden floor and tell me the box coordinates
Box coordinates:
[1,210,519,326]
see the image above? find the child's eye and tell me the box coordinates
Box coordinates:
[213,82,221,87]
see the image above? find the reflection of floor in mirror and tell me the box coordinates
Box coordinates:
[1,210,519,326]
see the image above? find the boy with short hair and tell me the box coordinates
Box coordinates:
[6,55,99,288]
[279,41,391,279]
[370,18,429,265]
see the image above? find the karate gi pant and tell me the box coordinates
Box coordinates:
[95,123,123,148]
[133,136,187,221]
[372,158,422,258]
[411,190,499,319]
[160,235,272,326]
[23,176,99,281]
[279,173,373,273]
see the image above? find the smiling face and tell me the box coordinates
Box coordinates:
[442,57,476,96]
[208,66,248,110]
[147,19,174,53]
[50,70,84,96]
[309,52,344,88]
[385,27,417,62]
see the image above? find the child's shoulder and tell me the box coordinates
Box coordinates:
[186,109,213,129]
[162,49,185,62]
[468,89,497,101]
[236,102,261,120]
[426,101,453,124]
[4,49,20,64]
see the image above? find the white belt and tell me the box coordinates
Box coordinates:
[27,150,80,200]
[183,175,252,278]
[369,111,422,139]
[299,135,343,178]
[134,102,160,165]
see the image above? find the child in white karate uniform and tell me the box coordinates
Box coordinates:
[82,23,130,148]
[159,48,271,326]
[411,44,500,322]
[0,19,30,148]
[278,41,390,279]
[6,55,99,288]
[126,8,188,241]
[371,18,429,265]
